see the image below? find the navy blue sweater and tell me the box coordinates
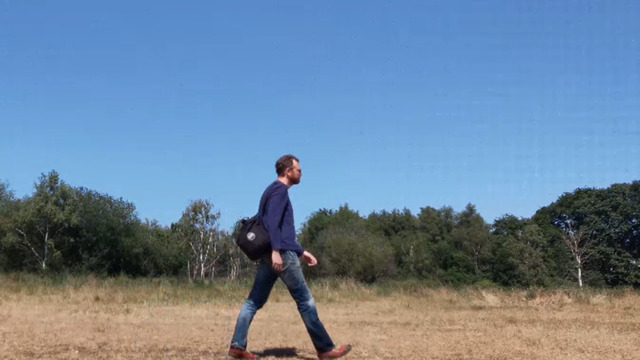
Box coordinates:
[259,181,304,256]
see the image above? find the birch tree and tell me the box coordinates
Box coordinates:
[561,220,592,288]
[225,229,255,281]
[175,199,223,283]
[10,171,77,271]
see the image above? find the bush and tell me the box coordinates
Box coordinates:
[314,224,396,283]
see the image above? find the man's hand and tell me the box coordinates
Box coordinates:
[271,250,283,273]
[301,251,318,267]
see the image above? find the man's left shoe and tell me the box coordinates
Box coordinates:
[228,346,260,359]
[318,344,352,359]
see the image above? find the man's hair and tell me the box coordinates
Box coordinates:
[275,154,299,176]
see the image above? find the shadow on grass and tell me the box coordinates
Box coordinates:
[256,347,316,359]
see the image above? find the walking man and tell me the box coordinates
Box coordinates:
[228,155,351,360]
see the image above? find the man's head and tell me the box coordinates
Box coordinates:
[276,154,302,186]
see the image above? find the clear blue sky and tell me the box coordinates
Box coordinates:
[1,1,638,231]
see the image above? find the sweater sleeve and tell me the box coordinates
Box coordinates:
[264,185,288,251]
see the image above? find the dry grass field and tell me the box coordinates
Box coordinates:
[1,274,640,360]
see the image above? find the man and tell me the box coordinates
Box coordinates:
[228,155,351,360]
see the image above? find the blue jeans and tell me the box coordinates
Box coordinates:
[230,251,335,353]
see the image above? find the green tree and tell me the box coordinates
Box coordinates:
[128,219,185,276]
[452,204,491,279]
[0,181,14,235]
[417,206,455,244]
[0,181,13,206]
[367,208,421,277]
[534,182,640,287]
[6,171,77,271]
[298,208,335,255]
[301,205,396,282]
[63,187,140,275]
[299,204,362,265]
[490,215,548,287]
[0,181,16,270]
[319,223,396,283]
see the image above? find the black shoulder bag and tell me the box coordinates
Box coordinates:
[236,188,272,261]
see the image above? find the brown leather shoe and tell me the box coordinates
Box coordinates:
[228,346,259,359]
[318,344,352,359]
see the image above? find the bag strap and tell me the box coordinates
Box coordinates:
[257,182,275,221]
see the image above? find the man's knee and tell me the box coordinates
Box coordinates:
[297,294,316,313]
[242,298,265,313]
[306,296,316,310]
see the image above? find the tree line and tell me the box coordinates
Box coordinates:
[0,171,254,281]
[1,170,639,288]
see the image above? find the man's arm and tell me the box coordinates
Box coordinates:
[263,185,288,251]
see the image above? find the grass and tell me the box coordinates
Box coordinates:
[1,273,640,359]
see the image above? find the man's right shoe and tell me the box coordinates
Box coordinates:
[318,344,352,359]
[228,346,259,359]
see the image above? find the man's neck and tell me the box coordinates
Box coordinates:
[277,177,292,188]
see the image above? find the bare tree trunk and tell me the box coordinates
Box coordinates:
[15,228,45,270]
[42,227,49,271]
[194,262,200,281]
[576,256,583,288]
[184,223,223,284]
[201,232,213,280]
[228,244,241,281]
[578,266,583,288]
[228,251,239,281]
[199,255,205,280]
[188,240,200,280]
[562,223,589,289]
[229,259,238,280]
[199,232,206,280]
